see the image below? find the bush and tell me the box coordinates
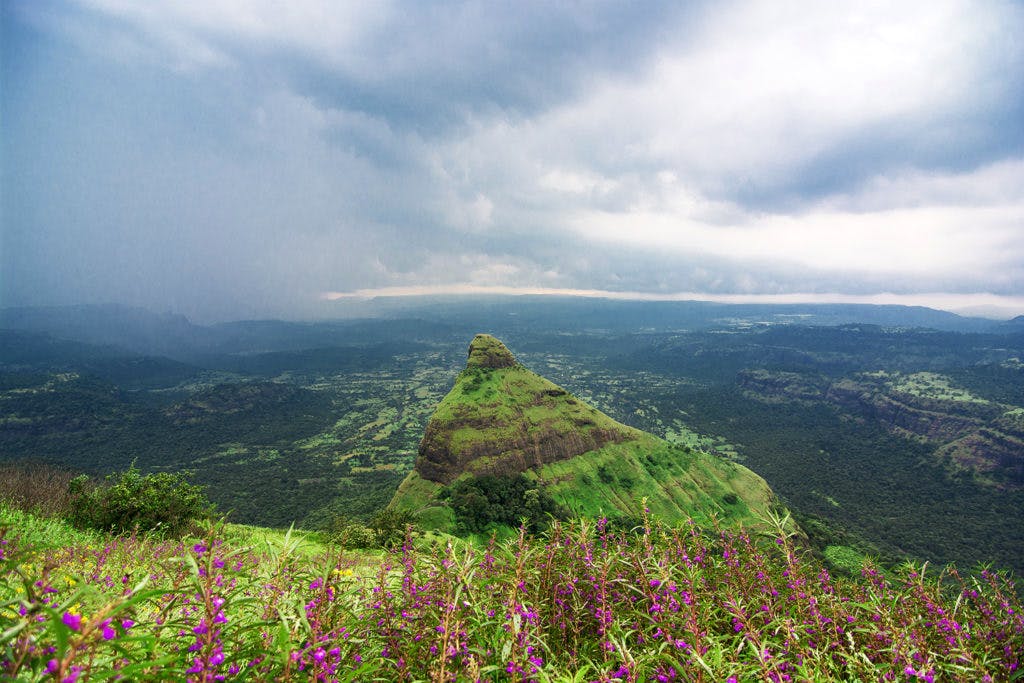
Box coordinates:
[68,465,214,536]
[368,508,417,548]
[327,516,379,549]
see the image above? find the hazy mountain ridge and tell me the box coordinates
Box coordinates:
[0,299,1011,362]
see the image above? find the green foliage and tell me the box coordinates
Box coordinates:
[325,516,378,549]
[68,465,214,536]
[5,316,1023,582]
[441,474,567,534]
[367,507,416,548]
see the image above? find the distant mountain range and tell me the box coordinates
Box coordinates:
[0,299,1012,363]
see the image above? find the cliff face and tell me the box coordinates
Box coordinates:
[824,380,987,443]
[741,369,1024,490]
[415,334,636,485]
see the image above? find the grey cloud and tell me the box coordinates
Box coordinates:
[280,2,696,135]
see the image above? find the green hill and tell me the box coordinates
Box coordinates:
[391,334,785,532]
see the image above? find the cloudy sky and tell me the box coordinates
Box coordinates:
[3,0,1023,322]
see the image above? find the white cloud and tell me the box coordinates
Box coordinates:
[514,0,1019,191]
[419,1,1024,295]
[539,168,620,196]
[568,161,1024,283]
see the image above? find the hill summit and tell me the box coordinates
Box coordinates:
[465,333,518,369]
[391,334,784,532]
[416,334,637,484]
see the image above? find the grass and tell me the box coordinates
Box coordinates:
[2,507,1021,681]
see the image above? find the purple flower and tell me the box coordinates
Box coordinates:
[101,619,116,640]
[46,659,59,674]
[121,618,135,630]
[193,543,207,556]
[62,612,81,632]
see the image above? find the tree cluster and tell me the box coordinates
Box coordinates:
[440,473,567,534]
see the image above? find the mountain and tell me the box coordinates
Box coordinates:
[999,315,1024,333]
[0,304,211,359]
[390,334,786,532]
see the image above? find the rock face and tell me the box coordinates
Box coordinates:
[416,334,636,485]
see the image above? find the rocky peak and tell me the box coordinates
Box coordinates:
[414,335,635,484]
[466,334,517,369]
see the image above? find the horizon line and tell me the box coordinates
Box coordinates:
[320,285,1024,320]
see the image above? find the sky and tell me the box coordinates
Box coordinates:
[3,0,1024,322]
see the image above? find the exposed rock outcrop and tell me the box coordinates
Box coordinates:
[740,369,1024,490]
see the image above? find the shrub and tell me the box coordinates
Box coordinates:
[327,515,378,549]
[68,465,214,536]
[368,507,417,548]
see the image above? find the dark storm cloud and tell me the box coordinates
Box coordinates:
[278,2,696,135]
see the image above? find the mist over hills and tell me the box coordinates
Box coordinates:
[0,298,1007,362]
